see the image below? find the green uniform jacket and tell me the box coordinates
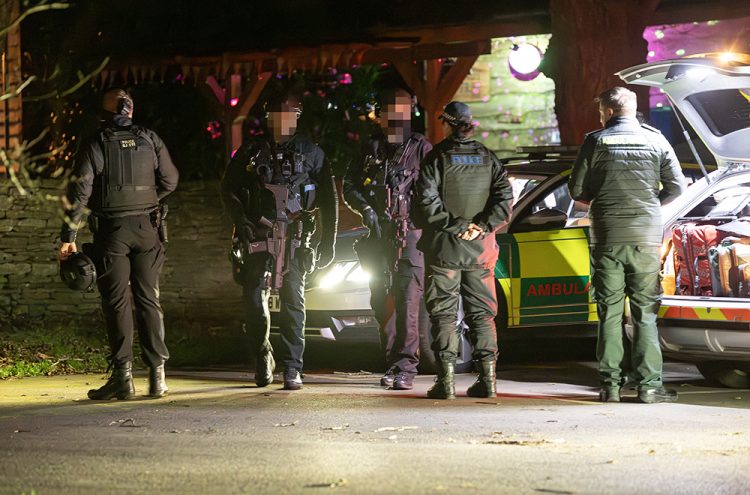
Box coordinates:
[569,115,686,247]
[415,135,513,269]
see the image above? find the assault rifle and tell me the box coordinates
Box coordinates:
[247,183,303,289]
[369,140,416,282]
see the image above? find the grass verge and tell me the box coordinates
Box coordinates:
[0,319,110,379]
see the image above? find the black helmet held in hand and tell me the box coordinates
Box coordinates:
[60,252,97,292]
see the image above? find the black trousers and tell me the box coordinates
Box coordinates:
[357,230,424,375]
[242,252,307,371]
[424,264,498,363]
[93,215,168,368]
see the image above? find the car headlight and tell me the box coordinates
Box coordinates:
[317,261,370,289]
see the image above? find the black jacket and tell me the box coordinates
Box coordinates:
[342,132,432,220]
[60,115,179,243]
[221,133,338,254]
[416,135,513,269]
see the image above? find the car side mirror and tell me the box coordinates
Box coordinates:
[510,208,568,233]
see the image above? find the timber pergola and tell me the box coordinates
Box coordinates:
[97,0,750,152]
[100,40,498,152]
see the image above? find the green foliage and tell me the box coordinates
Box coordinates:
[0,321,109,379]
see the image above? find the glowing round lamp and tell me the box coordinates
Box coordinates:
[508,43,543,81]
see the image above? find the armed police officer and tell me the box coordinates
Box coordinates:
[343,87,432,390]
[59,88,179,400]
[569,87,685,404]
[416,102,513,400]
[222,98,338,391]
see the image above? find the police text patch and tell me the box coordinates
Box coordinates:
[451,155,484,165]
[600,136,647,146]
[120,139,137,148]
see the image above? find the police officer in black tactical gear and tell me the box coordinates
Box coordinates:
[59,88,179,400]
[416,101,513,400]
[222,99,338,391]
[343,87,432,390]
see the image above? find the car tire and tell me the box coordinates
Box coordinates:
[696,361,750,389]
[417,299,474,374]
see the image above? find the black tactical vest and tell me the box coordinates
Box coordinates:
[96,127,158,213]
[363,138,419,218]
[442,141,492,219]
[251,144,317,217]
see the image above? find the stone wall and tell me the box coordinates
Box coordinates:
[0,180,245,343]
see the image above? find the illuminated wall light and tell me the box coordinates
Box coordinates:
[675,49,686,56]
[508,43,543,81]
[648,51,655,58]
[654,29,664,39]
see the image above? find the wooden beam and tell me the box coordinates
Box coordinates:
[362,40,490,65]
[393,55,480,144]
[372,15,550,45]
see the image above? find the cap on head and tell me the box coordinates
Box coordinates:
[102,89,134,116]
[439,101,472,126]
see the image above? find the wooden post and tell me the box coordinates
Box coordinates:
[205,70,272,159]
[544,0,661,144]
[394,55,479,144]
[1,0,22,158]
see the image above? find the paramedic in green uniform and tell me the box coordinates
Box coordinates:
[416,101,513,400]
[569,87,686,403]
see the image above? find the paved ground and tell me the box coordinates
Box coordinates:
[1,362,749,495]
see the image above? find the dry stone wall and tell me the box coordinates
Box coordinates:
[0,180,245,342]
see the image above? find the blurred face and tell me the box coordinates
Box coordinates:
[380,94,412,144]
[598,104,615,127]
[267,105,298,142]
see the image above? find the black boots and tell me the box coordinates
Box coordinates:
[256,348,275,387]
[380,367,396,387]
[393,371,415,390]
[599,386,621,402]
[88,362,135,400]
[283,368,303,390]
[466,360,497,398]
[427,361,456,400]
[638,386,678,403]
[149,364,169,398]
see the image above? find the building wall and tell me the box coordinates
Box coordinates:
[456,35,560,157]
[0,180,245,343]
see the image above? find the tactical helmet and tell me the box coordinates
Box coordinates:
[59,253,97,292]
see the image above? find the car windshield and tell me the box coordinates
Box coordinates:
[508,173,549,204]
[686,88,750,137]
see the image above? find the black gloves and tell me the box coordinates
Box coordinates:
[362,206,381,239]
[237,221,257,245]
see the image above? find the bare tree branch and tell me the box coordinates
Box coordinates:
[0,2,69,38]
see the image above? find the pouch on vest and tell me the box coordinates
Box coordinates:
[98,128,158,213]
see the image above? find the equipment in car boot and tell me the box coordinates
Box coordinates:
[672,223,719,296]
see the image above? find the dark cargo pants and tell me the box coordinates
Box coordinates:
[242,252,307,371]
[357,230,424,375]
[425,264,498,362]
[93,215,168,368]
[591,244,663,388]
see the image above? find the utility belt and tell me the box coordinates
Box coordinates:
[89,204,168,243]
